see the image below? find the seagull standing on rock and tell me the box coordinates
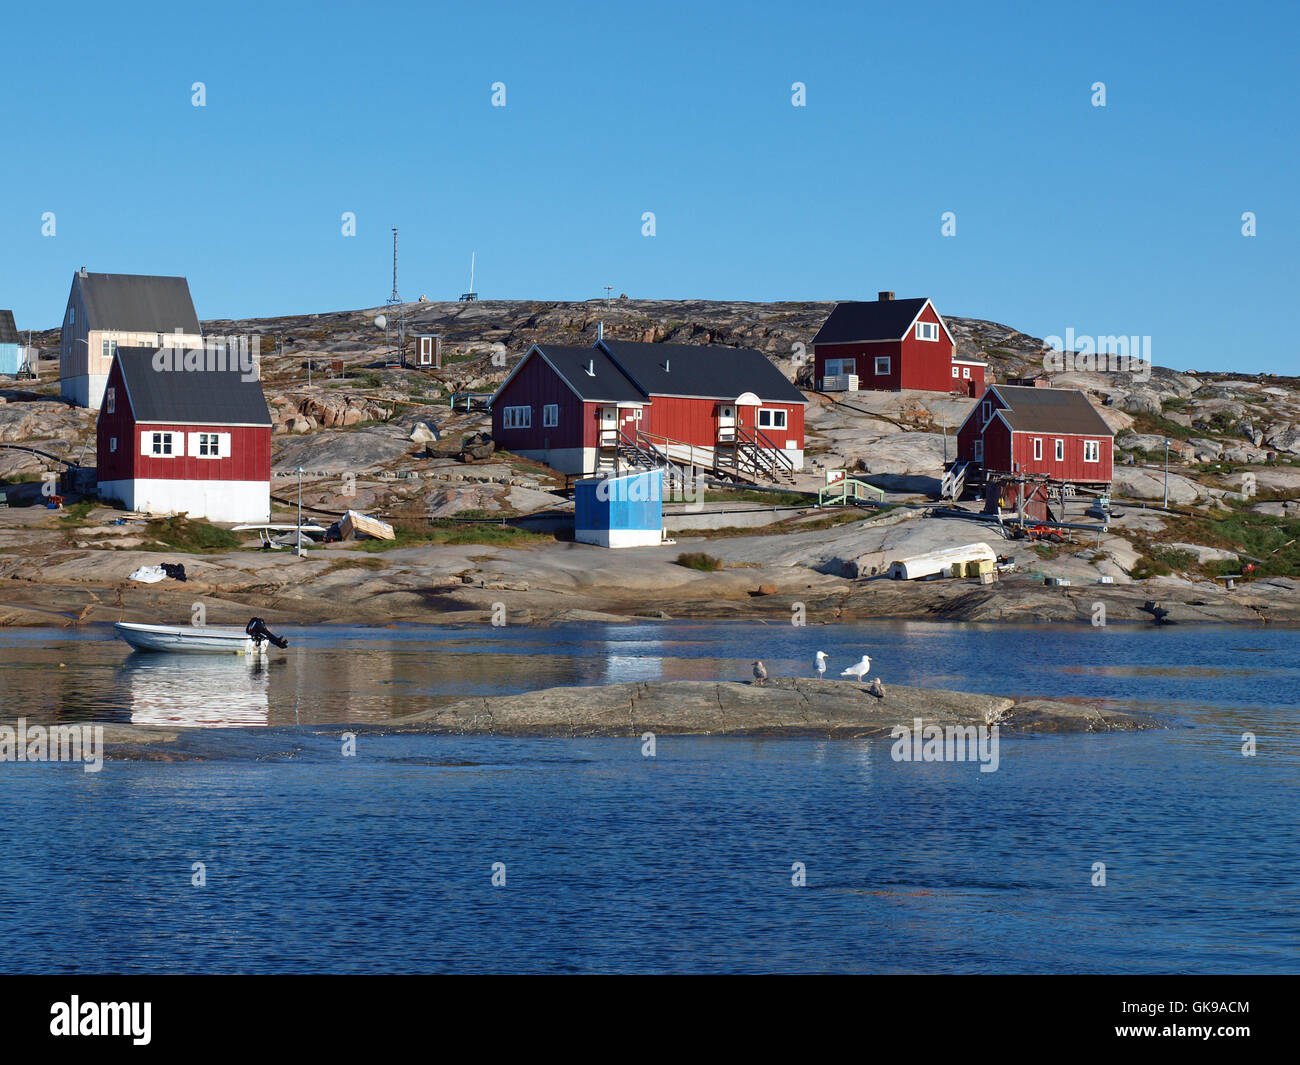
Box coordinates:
[752,660,768,687]
[815,651,828,679]
[841,655,871,682]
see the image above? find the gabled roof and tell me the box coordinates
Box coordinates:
[812,297,936,345]
[75,272,201,334]
[110,347,271,426]
[494,344,645,405]
[598,340,807,404]
[989,384,1112,436]
[0,310,19,344]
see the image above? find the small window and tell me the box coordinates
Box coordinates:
[110,437,117,453]
[758,408,788,430]
[952,366,960,378]
[981,401,992,424]
[503,405,531,429]
[198,432,219,457]
[150,432,174,456]
[68,307,75,325]
[102,338,117,361]
[824,358,855,377]
[1033,438,1043,461]
[105,387,115,415]
[874,356,891,376]
[633,408,643,421]
[543,404,559,428]
[916,322,940,341]
[962,366,970,379]
[1054,439,1064,461]
[1084,440,1100,463]
[974,439,984,463]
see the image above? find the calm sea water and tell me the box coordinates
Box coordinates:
[0,621,1295,973]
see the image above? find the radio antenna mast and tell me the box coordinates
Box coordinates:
[385,227,405,367]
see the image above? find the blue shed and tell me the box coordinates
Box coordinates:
[574,469,664,548]
[0,310,24,376]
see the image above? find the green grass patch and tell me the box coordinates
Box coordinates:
[138,516,244,553]
[674,552,724,571]
[349,518,549,551]
[701,489,812,506]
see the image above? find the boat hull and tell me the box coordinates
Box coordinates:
[114,622,271,656]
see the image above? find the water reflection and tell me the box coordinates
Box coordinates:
[124,655,270,728]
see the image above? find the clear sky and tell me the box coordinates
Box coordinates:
[2,0,1296,374]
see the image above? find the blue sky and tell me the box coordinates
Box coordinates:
[2,0,1296,373]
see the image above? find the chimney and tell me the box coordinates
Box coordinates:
[664,358,670,373]
[586,359,595,376]
[878,290,894,301]
[597,320,604,340]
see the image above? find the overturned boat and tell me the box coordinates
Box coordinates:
[114,617,289,656]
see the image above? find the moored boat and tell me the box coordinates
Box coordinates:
[114,617,289,656]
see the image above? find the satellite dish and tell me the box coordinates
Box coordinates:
[373,314,387,330]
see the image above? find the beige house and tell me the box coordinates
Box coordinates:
[60,269,202,409]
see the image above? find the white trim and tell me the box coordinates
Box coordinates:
[502,405,531,429]
[873,355,891,376]
[1033,437,1043,461]
[1054,438,1064,461]
[136,420,270,428]
[1083,439,1100,463]
[757,407,788,430]
[542,403,559,427]
[142,430,178,457]
[915,321,940,341]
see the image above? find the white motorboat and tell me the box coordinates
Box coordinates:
[114,617,289,656]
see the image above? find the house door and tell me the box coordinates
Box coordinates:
[599,406,618,447]
[716,404,736,442]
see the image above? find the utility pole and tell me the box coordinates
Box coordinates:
[296,467,305,556]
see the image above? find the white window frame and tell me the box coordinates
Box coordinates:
[916,321,940,341]
[1083,439,1100,463]
[951,366,960,379]
[633,408,643,421]
[105,387,115,415]
[102,338,117,361]
[824,357,855,377]
[962,366,971,379]
[502,405,531,430]
[542,404,559,428]
[757,408,788,430]
[1054,439,1064,461]
[981,401,992,425]
[874,355,891,376]
[144,431,176,457]
[1033,438,1043,461]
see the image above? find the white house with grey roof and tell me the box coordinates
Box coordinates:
[60,268,202,410]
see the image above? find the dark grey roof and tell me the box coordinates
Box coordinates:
[113,347,271,425]
[531,344,645,403]
[78,273,201,334]
[812,297,931,345]
[0,310,19,344]
[994,385,1112,436]
[598,341,807,404]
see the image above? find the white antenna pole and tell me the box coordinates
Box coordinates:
[469,252,476,295]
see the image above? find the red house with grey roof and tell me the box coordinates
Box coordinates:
[490,339,806,483]
[812,291,985,395]
[96,344,272,522]
[956,384,1114,491]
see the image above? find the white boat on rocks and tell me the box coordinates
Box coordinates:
[114,617,289,656]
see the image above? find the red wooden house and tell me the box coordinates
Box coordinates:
[96,346,273,522]
[955,384,1114,495]
[490,340,807,481]
[812,291,985,395]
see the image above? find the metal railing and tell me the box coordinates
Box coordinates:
[818,477,885,506]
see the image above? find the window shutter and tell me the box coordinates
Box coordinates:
[187,432,201,457]
[140,432,153,456]
[220,433,232,458]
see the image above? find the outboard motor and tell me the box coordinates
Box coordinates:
[245,617,289,649]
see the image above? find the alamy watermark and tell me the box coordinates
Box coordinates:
[1,718,103,773]
[1041,328,1151,382]
[890,718,1000,773]
[151,331,261,382]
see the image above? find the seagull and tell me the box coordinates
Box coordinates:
[866,677,886,700]
[752,660,768,687]
[815,651,828,679]
[841,655,871,681]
